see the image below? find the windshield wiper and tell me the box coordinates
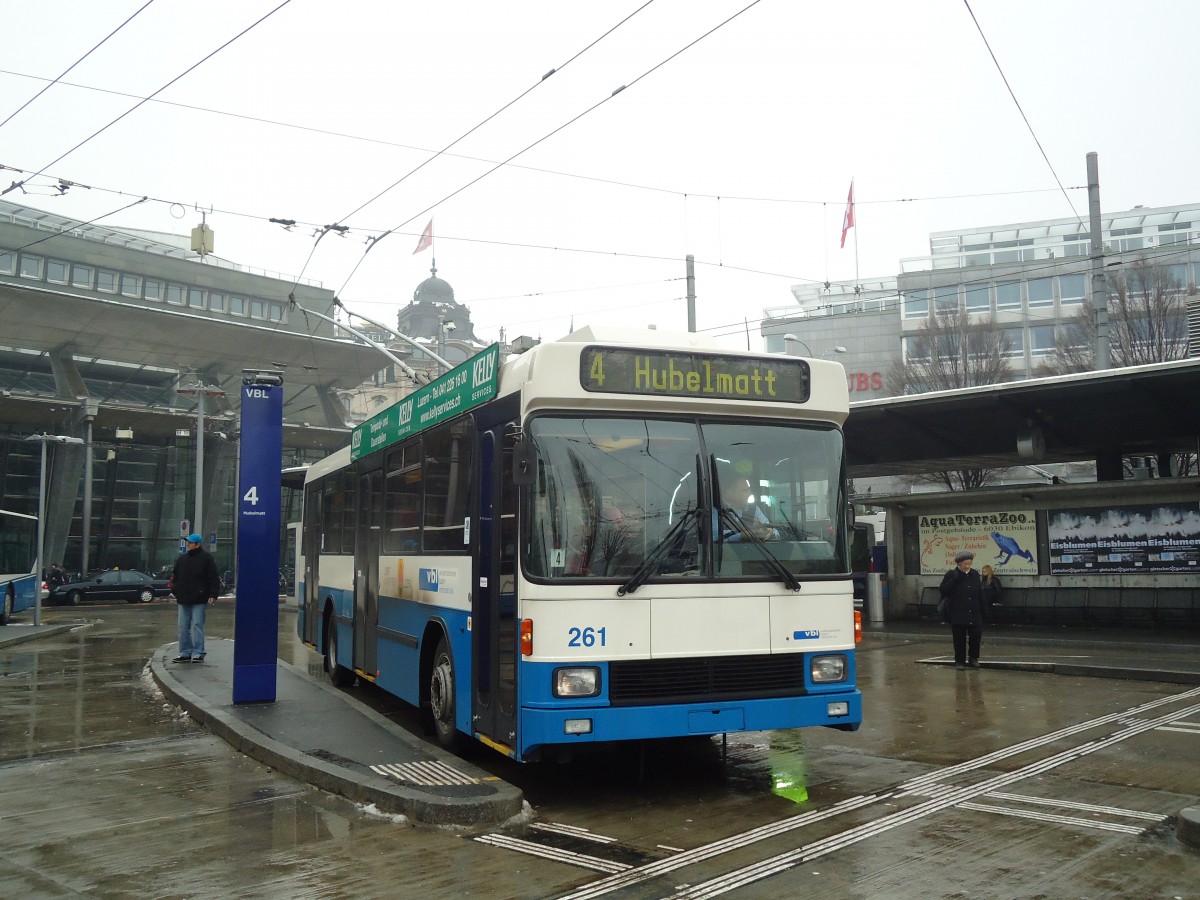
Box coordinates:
[617,507,701,596]
[716,507,801,592]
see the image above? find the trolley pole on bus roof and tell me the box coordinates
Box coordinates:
[686,255,696,333]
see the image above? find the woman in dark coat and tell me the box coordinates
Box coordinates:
[940,550,985,669]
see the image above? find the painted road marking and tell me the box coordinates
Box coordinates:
[369,760,479,786]
[666,700,1200,900]
[474,834,631,874]
[531,822,619,844]
[982,791,1169,821]
[530,687,1200,900]
[957,802,1150,834]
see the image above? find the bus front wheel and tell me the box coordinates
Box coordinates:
[324,614,354,688]
[429,637,460,750]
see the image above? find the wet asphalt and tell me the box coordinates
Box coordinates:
[3,610,1197,832]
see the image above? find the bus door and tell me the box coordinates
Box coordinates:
[302,485,322,646]
[472,426,518,750]
[354,469,382,677]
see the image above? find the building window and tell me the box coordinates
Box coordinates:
[1030,324,1057,356]
[120,273,141,297]
[249,298,265,319]
[229,295,247,315]
[996,281,1021,311]
[1027,277,1054,308]
[268,301,285,323]
[934,285,958,314]
[1164,264,1187,291]
[72,264,94,288]
[166,283,185,305]
[188,287,206,309]
[209,291,226,312]
[964,283,990,313]
[1059,273,1086,304]
[902,334,930,362]
[0,249,13,275]
[902,289,928,318]
[46,259,69,284]
[19,253,43,279]
[1002,327,1025,357]
[144,278,163,301]
[97,270,118,293]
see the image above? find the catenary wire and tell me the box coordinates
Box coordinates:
[0,67,1086,210]
[331,0,766,299]
[1,0,295,198]
[0,1,157,133]
[962,0,1081,224]
[286,0,658,292]
[334,0,657,226]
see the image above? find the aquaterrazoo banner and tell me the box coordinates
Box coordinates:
[919,510,1038,576]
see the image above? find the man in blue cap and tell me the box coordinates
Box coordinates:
[171,533,221,662]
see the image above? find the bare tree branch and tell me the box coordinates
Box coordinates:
[888,307,1014,490]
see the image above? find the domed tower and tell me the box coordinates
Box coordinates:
[397,264,479,342]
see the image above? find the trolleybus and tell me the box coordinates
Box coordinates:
[299,326,861,761]
[1,509,40,625]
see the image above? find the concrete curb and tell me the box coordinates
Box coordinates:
[149,647,524,830]
[1178,806,1200,849]
[0,623,79,649]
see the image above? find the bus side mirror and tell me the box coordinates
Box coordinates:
[512,441,537,486]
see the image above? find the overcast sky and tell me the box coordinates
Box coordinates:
[3,0,1197,350]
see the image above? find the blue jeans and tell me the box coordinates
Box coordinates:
[177,602,208,659]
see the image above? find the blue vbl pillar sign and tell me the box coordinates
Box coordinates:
[233,373,284,703]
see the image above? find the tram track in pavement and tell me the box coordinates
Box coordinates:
[471,685,1200,898]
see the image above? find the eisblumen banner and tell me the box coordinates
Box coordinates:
[1048,503,1200,574]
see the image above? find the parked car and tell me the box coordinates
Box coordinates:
[50,570,172,605]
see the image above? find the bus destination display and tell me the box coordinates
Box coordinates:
[580,346,809,403]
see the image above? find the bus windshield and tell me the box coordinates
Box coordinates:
[523,416,848,583]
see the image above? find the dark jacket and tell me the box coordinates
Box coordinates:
[939,565,985,627]
[981,573,1003,608]
[172,547,221,605]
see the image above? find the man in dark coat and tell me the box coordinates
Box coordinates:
[171,533,221,663]
[940,550,985,669]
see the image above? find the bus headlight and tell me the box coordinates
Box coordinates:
[554,667,600,697]
[810,654,847,683]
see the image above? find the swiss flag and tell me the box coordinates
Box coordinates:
[412,219,433,254]
[840,181,855,248]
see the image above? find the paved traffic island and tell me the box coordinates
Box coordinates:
[149,638,525,829]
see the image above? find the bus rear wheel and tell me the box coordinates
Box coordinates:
[324,615,354,688]
[429,637,460,750]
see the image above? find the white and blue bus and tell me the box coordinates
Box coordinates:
[300,327,861,761]
[1,509,40,625]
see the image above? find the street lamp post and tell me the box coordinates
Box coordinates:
[783,334,848,358]
[24,433,84,626]
[177,383,227,544]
